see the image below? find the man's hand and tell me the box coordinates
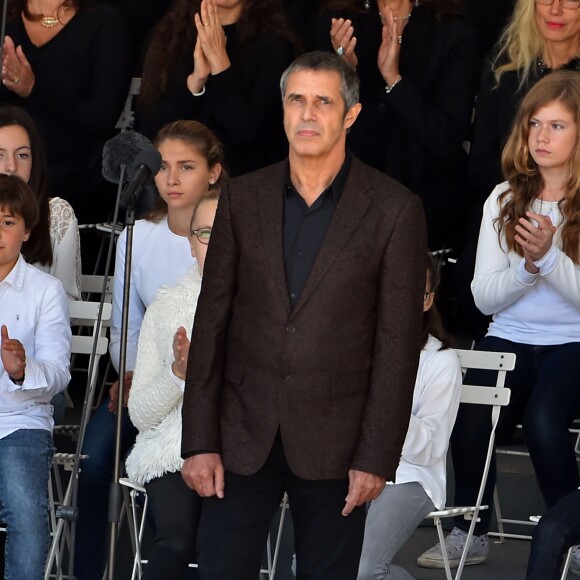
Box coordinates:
[108,371,133,413]
[342,469,385,516]
[1,325,26,380]
[182,453,225,498]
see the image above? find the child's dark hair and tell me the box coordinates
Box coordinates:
[421,254,451,350]
[0,174,39,231]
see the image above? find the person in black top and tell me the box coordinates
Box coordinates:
[317,0,479,249]
[0,0,132,224]
[136,0,297,177]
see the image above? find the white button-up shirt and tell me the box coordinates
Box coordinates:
[0,255,71,438]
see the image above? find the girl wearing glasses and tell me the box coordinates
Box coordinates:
[74,120,223,579]
[421,70,580,571]
[126,191,220,578]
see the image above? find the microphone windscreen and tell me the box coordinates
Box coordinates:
[129,147,162,176]
[102,130,153,184]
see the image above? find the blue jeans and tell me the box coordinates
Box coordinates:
[74,397,137,580]
[526,489,580,580]
[0,429,53,580]
[451,337,580,535]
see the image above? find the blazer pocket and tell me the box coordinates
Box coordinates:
[224,359,245,385]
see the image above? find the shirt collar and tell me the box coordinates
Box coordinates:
[1,254,26,291]
[285,152,351,203]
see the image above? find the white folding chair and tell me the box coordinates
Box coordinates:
[45,301,112,580]
[425,348,515,580]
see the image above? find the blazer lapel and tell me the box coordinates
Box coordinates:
[258,178,292,315]
[291,161,372,318]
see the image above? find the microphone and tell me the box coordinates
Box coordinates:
[102,130,153,184]
[119,147,162,210]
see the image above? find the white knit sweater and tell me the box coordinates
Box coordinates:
[125,266,202,485]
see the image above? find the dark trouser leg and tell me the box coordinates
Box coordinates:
[451,336,535,535]
[143,471,202,580]
[526,489,580,580]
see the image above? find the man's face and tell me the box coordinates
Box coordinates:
[283,69,361,160]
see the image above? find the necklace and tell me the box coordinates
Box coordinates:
[35,4,68,28]
[536,56,580,78]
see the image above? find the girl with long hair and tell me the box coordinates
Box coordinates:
[0,105,81,300]
[358,254,462,580]
[419,69,580,570]
[75,120,224,580]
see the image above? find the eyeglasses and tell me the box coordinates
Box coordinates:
[535,0,580,9]
[189,227,212,245]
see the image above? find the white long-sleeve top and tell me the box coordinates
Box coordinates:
[109,217,194,373]
[472,182,580,345]
[125,266,202,485]
[0,255,71,438]
[395,335,462,509]
[32,197,82,301]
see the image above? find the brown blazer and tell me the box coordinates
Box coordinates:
[181,156,427,481]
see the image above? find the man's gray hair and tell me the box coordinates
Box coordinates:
[280,51,360,111]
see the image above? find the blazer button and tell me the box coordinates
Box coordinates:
[286,324,296,333]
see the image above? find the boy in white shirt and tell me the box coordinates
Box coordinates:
[0,174,71,580]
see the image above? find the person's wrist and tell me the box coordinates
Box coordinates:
[171,362,186,381]
[384,75,402,94]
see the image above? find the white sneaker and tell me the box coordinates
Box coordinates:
[416,527,489,569]
[569,545,580,576]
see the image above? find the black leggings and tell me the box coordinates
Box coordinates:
[143,471,202,580]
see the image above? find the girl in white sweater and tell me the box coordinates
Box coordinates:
[419,70,580,570]
[357,255,462,580]
[126,192,219,578]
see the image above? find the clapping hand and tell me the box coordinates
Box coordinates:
[108,371,133,413]
[171,326,190,381]
[1,325,26,381]
[2,36,35,97]
[377,4,402,86]
[514,211,557,273]
[188,0,230,94]
[330,18,358,70]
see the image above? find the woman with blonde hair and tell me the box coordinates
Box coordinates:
[420,69,580,569]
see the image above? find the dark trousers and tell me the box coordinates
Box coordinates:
[143,471,202,580]
[197,433,366,580]
[526,489,580,580]
[451,336,580,535]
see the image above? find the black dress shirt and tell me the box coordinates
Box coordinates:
[283,156,350,309]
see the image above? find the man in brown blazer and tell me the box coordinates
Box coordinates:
[181,50,427,579]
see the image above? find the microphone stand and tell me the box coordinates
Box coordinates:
[106,183,139,579]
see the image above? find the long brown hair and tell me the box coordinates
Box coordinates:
[499,70,580,264]
[0,106,52,266]
[139,0,295,110]
[421,253,451,350]
[143,120,226,222]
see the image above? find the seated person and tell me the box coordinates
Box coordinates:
[527,488,580,580]
[126,191,219,578]
[0,174,71,579]
[357,254,462,580]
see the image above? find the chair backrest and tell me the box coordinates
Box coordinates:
[453,348,515,510]
[81,274,114,304]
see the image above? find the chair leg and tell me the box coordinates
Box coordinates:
[561,545,574,580]
[434,517,454,580]
[493,486,506,543]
